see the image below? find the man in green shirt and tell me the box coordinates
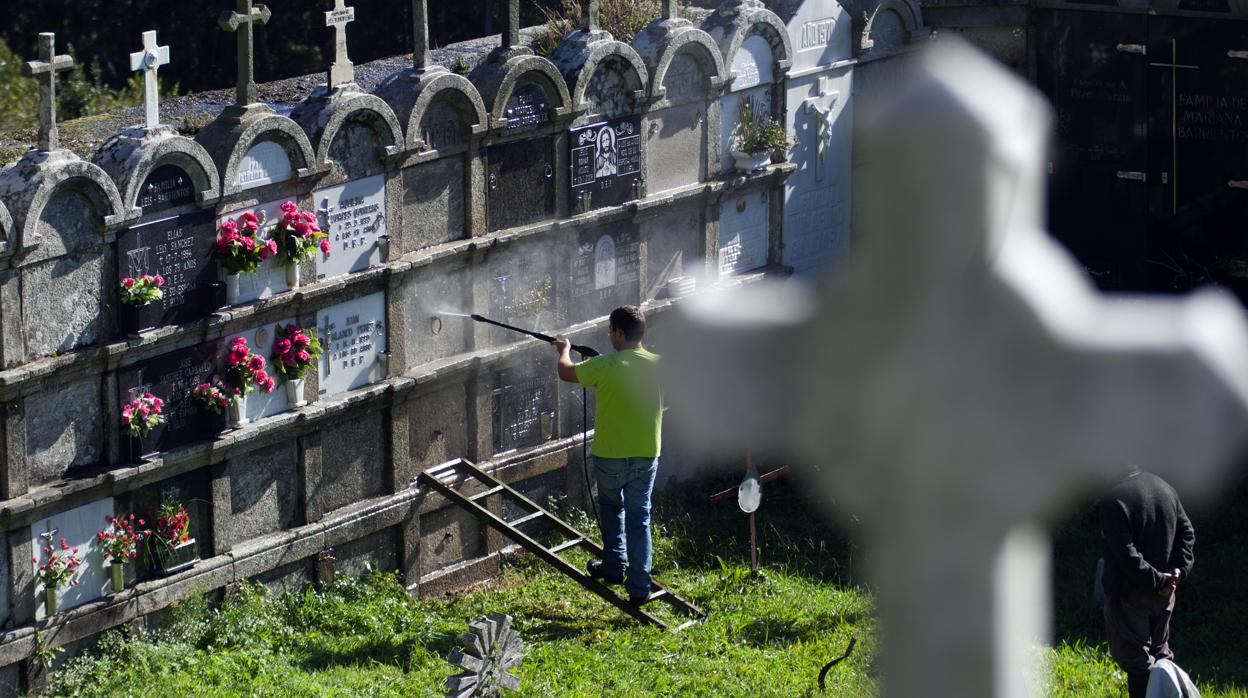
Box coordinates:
[553,306,662,603]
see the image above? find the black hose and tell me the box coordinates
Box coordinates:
[583,386,598,524]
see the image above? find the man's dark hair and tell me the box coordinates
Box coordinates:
[609,306,645,341]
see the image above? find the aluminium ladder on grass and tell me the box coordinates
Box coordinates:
[417,458,706,631]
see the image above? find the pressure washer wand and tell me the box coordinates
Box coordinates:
[469,314,600,357]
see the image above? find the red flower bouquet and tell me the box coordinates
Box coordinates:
[270,201,329,265]
[121,393,165,438]
[222,337,277,396]
[270,323,324,382]
[216,211,278,275]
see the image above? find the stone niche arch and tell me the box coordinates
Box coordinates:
[551,33,651,121]
[473,55,573,131]
[0,154,125,262]
[291,90,404,180]
[633,24,726,104]
[0,200,10,250]
[375,70,488,152]
[703,1,794,91]
[859,0,927,57]
[195,113,317,197]
[93,127,222,219]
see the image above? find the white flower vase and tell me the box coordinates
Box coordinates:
[285,263,300,290]
[732,150,772,173]
[224,273,241,305]
[285,378,306,408]
[228,393,249,428]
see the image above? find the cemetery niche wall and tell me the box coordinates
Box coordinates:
[0,0,892,690]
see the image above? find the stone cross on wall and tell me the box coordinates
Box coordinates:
[22,33,74,152]
[662,0,678,20]
[666,40,1248,698]
[501,0,520,51]
[411,0,430,72]
[802,76,839,183]
[325,0,356,88]
[130,31,170,130]
[219,0,272,108]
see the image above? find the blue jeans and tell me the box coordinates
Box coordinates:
[593,456,658,599]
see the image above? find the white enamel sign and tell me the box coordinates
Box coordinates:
[237,141,293,190]
[316,292,387,398]
[313,174,387,281]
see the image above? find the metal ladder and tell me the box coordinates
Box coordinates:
[417,458,706,631]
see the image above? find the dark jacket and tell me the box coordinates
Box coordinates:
[1101,471,1196,597]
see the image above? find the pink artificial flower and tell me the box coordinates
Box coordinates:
[241,211,258,224]
[293,222,310,237]
[122,277,136,287]
[258,246,271,261]
[141,275,153,283]
[60,538,67,549]
[244,219,259,232]
[274,338,292,354]
[144,392,154,400]
[280,201,298,214]
[302,211,316,223]
[154,274,164,286]
[243,237,255,251]
[263,378,276,393]
[138,405,150,417]
[196,382,210,392]
[296,350,311,363]
[219,220,238,235]
[293,333,310,348]
[319,238,331,254]
[249,355,266,371]
[233,337,248,348]
[254,370,269,384]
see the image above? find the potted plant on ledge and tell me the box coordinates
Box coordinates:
[118,273,164,337]
[269,200,328,290]
[145,498,199,577]
[731,98,790,173]
[191,377,235,434]
[270,323,323,408]
[98,513,147,593]
[121,392,166,463]
[35,536,81,616]
[215,211,277,305]
[221,337,277,428]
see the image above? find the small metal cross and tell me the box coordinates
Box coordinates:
[319,317,333,378]
[22,33,74,152]
[324,0,356,88]
[219,0,272,107]
[130,31,170,130]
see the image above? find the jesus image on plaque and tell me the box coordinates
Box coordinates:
[595,126,618,179]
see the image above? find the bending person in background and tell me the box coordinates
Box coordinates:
[553,306,662,605]
[1101,466,1196,698]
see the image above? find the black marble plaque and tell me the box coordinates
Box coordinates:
[1035,10,1148,290]
[137,164,196,214]
[116,210,219,329]
[569,117,643,212]
[504,82,551,134]
[487,137,556,231]
[492,361,556,455]
[569,222,640,324]
[118,341,221,454]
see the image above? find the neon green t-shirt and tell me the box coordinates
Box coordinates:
[574,348,663,458]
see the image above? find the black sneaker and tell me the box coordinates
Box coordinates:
[587,560,624,585]
[627,593,649,607]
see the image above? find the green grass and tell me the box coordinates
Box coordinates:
[43,477,1248,697]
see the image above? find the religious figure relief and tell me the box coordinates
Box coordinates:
[595,126,618,179]
[593,235,617,290]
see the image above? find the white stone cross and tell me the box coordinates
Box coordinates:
[801,75,839,183]
[325,0,356,88]
[22,33,74,152]
[501,0,520,50]
[665,40,1248,698]
[662,0,678,20]
[129,30,170,130]
[219,0,272,107]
